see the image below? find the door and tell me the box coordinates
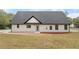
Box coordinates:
[36,25,39,31]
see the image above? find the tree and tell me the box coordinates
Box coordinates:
[73,18,79,28]
[67,17,73,24]
[0,9,14,29]
[73,18,79,25]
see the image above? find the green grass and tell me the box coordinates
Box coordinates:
[0,32,79,49]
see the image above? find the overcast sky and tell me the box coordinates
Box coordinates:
[5,9,79,18]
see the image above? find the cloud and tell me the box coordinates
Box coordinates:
[68,13,79,18]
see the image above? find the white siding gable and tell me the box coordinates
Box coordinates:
[27,17,39,23]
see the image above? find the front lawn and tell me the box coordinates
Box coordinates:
[0,33,79,49]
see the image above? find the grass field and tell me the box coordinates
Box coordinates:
[0,32,79,49]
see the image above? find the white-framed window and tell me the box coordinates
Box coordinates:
[49,26,52,30]
[17,24,19,28]
[64,24,67,30]
[27,25,31,28]
[55,25,58,30]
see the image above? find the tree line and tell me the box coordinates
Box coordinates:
[0,10,14,29]
[67,17,79,28]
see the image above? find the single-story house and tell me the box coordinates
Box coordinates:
[12,11,70,33]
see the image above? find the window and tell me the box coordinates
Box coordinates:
[27,25,31,28]
[49,26,52,30]
[17,24,19,28]
[64,24,67,30]
[55,25,58,30]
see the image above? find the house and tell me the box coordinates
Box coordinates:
[12,11,70,33]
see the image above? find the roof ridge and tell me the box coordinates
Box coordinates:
[17,11,63,12]
[12,11,70,24]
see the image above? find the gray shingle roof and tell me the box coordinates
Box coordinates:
[12,11,70,24]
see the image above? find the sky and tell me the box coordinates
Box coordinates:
[5,9,79,18]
